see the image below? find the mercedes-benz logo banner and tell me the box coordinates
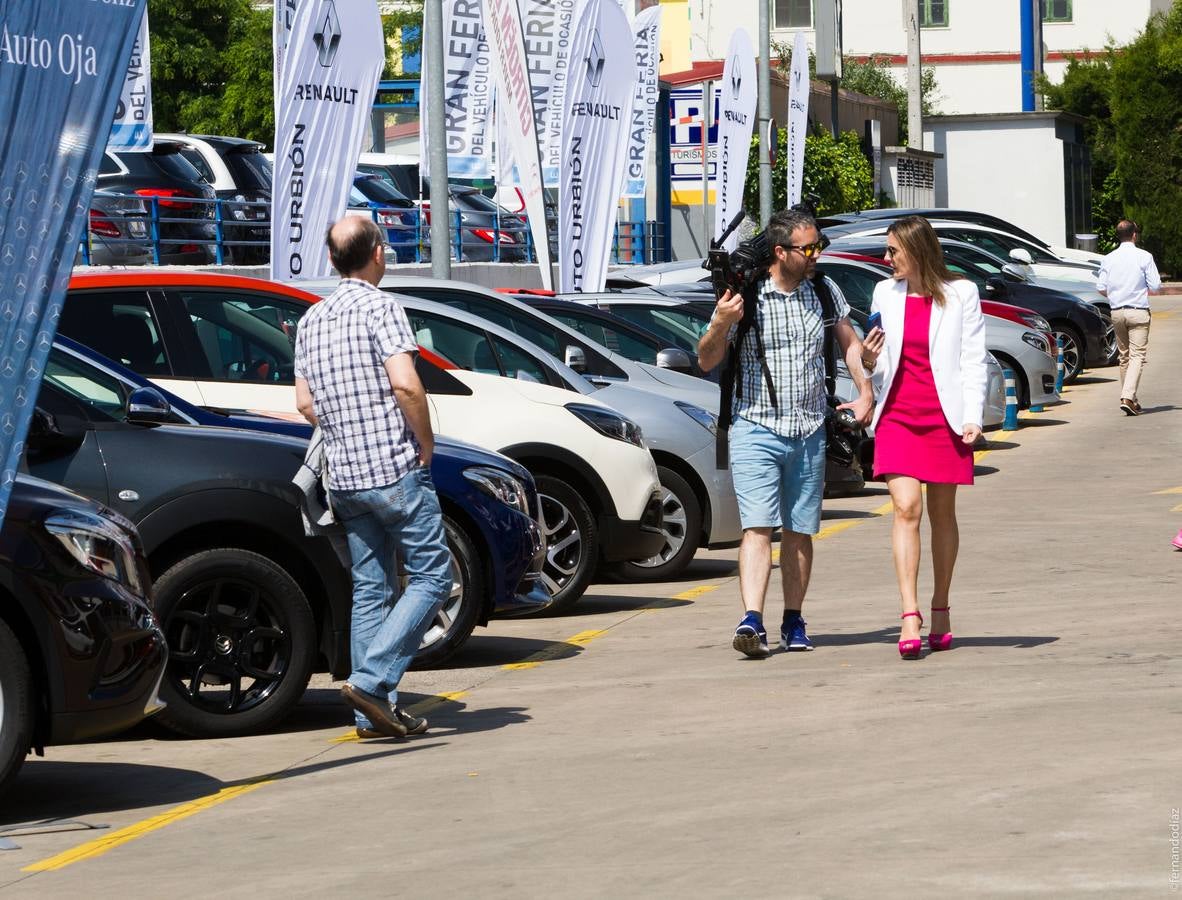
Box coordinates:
[270,0,385,281]
[108,6,153,152]
[558,0,637,293]
[713,28,757,252]
[0,0,142,525]
[621,6,661,200]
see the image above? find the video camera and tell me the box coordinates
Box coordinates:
[704,212,774,300]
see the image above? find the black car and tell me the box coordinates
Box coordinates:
[0,476,167,798]
[24,339,547,737]
[99,143,218,265]
[823,238,1111,381]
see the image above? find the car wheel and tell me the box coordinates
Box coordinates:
[613,467,701,581]
[1053,324,1085,383]
[409,517,484,669]
[153,549,316,737]
[534,474,598,615]
[0,619,33,798]
[992,353,1030,407]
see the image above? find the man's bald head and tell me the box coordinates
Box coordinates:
[326,217,384,276]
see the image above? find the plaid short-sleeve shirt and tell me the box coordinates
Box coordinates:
[293,278,420,490]
[730,274,849,439]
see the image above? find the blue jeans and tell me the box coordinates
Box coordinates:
[330,466,451,724]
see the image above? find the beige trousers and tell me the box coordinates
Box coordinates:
[1111,307,1151,401]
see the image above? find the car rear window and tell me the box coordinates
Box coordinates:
[354,176,414,208]
[118,148,207,183]
[225,150,272,192]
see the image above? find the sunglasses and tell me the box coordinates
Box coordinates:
[783,241,826,259]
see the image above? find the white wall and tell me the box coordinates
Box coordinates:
[924,116,1068,245]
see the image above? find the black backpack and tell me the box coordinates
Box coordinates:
[716,274,840,469]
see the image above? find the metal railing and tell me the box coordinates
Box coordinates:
[78,193,668,268]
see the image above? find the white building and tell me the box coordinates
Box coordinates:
[685,0,1174,118]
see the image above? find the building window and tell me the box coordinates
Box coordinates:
[921,0,948,27]
[1042,0,1071,22]
[774,0,812,29]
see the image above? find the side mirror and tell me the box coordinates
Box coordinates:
[655,347,694,374]
[127,387,172,425]
[564,346,587,373]
[1009,248,1034,265]
[26,408,84,456]
[985,275,1007,298]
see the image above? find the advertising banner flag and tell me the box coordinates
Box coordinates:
[786,31,809,207]
[419,0,494,179]
[485,0,554,288]
[271,0,385,281]
[526,0,584,187]
[621,6,661,199]
[108,6,153,151]
[0,0,142,524]
[558,0,637,292]
[712,28,756,251]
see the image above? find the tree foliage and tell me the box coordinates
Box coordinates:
[1041,1,1182,270]
[743,127,874,219]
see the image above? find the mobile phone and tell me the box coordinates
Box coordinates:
[866,311,883,333]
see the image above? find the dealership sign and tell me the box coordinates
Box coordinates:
[786,31,809,206]
[713,28,756,251]
[271,0,385,281]
[621,6,660,199]
[108,6,153,152]
[0,0,142,524]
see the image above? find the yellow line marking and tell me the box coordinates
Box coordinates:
[671,584,720,601]
[502,629,606,670]
[23,780,275,872]
[330,691,470,744]
[1154,486,1182,495]
[1172,502,1182,513]
[872,500,894,515]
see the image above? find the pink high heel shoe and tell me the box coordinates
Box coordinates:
[928,605,953,652]
[899,611,923,660]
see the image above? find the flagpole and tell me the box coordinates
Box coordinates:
[424,0,451,278]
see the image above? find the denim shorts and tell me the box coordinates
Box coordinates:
[729,417,826,535]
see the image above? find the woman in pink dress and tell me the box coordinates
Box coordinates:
[859,217,988,660]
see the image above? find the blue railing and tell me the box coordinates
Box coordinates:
[78,193,666,267]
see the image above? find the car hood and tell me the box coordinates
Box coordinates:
[622,363,721,414]
[592,383,715,455]
[7,474,127,531]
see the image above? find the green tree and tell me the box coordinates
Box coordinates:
[382,1,424,77]
[743,127,874,219]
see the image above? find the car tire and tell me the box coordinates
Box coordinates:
[153,549,316,738]
[992,353,1030,407]
[1053,324,1085,383]
[534,474,598,615]
[409,517,484,669]
[0,619,32,799]
[612,467,701,581]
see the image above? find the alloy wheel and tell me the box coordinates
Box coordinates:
[416,555,464,650]
[1054,330,1082,379]
[538,491,584,595]
[630,484,688,568]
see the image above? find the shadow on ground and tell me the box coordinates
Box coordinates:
[1070,375,1117,385]
[435,634,589,668]
[806,627,1060,649]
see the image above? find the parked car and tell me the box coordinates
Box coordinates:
[349,173,418,263]
[358,151,420,200]
[157,133,273,264]
[78,190,152,266]
[817,207,1106,267]
[346,293,740,580]
[99,142,218,264]
[0,476,167,797]
[53,271,664,613]
[25,335,549,736]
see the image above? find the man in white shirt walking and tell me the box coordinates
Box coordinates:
[1096,219,1162,416]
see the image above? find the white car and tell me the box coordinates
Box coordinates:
[54,272,662,613]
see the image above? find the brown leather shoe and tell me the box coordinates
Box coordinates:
[356,709,428,739]
[1131,399,1143,413]
[340,683,407,738]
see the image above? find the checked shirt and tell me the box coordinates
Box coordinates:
[293,278,420,491]
[729,274,849,439]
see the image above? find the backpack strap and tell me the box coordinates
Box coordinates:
[715,281,765,468]
[812,274,838,399]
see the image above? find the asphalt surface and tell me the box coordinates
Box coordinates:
[2,297,1179,898]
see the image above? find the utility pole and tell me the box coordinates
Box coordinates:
[904,0,922,149]
[758,0,772,227]
[816,0,843,139]
[424,0,451,278]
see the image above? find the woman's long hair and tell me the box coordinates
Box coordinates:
[887,216,962,306]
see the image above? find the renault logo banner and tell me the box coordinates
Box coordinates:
[270,0,384,281]
[558,0,637,293]
[786,31,810,207]
[713,28,757,252]
[622,6,661,199]
[0,0,141,525]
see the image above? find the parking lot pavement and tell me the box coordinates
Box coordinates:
[2,297,1179,898]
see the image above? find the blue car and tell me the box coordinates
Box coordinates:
[27,336,548,735]
[350,173,419,263]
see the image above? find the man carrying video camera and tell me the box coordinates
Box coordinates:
[698,208,875,658]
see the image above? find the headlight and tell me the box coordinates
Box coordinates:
[1021,331,1050,353]
[463,466,530,515]
[44,510,144,596]
[675,400,717,435]
[565,402,645,447]
[1020,313,1052,332]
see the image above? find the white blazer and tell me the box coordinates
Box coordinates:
[869,276,989,432]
